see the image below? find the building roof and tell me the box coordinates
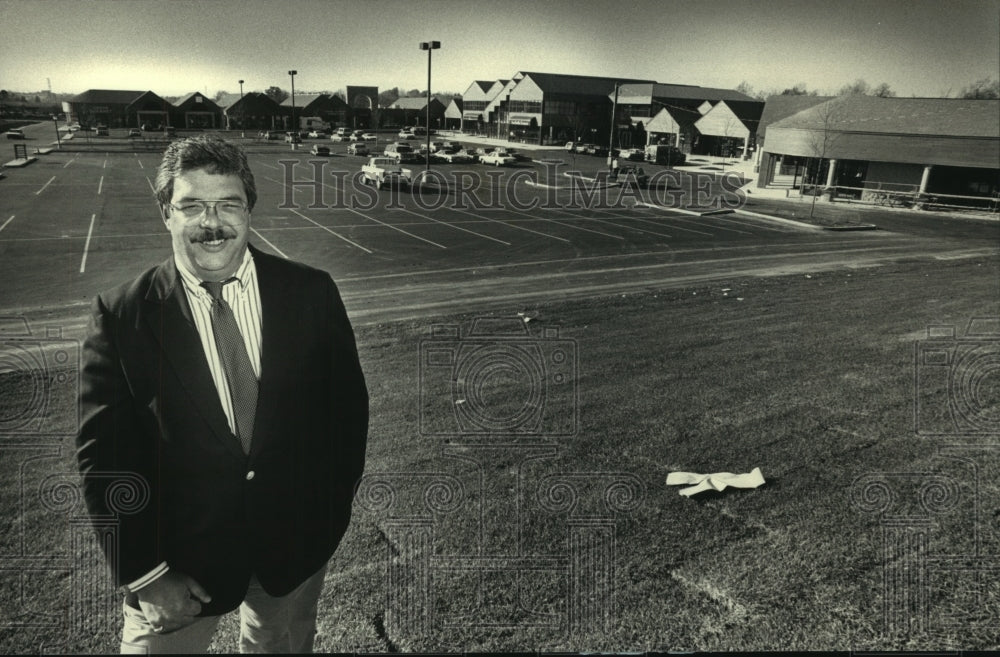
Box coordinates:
[757,95,834,139]
[390,96,444,110]
[617,83,756,104]
[216,93,243,108]
[70,89,149,105]
[173,92,222,110]
[768,95,1000,138]
[519,72,656,97]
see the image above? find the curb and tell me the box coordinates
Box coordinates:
[636,201,735,218]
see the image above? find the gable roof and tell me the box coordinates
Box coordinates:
[757,95,834,139]
[390,96,444,110]
[173,92,221,110]
[768,95,1000,138]
[519,72,655,96]
[215,93,243,108]
[70,89,148,105]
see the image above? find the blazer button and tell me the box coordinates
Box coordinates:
[246,470,255,481]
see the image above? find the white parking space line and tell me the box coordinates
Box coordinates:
[450,208,571,243]
[145,176,156,194]
[63,154,78,168]
[288,208,374,254]
[552,209,673,239]
[80,214,96,273]
[714,215,791,233]
[342,206,447,249]
[506,208,626,239]
[396,208,511,245]
[255,160,281,170]
[135,155,144,170]
[35,176,56,196]
[98,176,104,196]
[631,209,716,236]
[250,227,289,258]
[103,157,107,169]
[613,209,752,235]
[0,215,14,233]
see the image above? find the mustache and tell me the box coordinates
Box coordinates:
[190,227,237,244]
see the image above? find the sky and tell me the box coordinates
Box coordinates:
[1,0,998,99]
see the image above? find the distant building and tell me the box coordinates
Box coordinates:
[486,71,656,146]
[67,89,173,128]
[386,96,447,129]
[217,92,282,131]
[280,93,349,130]
[692,100,764,156]
[346,86,378,129]
[459,80,500,133]
[757,95,1000,207]
[173,92,223,129]
[615,83,761,152]
[444,97,463,130]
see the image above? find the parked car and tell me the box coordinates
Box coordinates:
[398,130,418,140]
[308,129,328,138]
[165,126,176,137]
[360,156,412,189]
[262,130,282,140]
[127,128,141,138]
[347,142,368,156]
[619,148,644,161]
[350,130,366,141]
[384,142,417,163]
[503,148,531,162]
[644,144,686,166]
[434,149,473,163]
[611,165,649,188]
[565,141,577,152]
[95,125,109,136]
[285,132,302,144]
[310,144,331,156]
[5,129,25,139]
[479,150,517,166]
[360,133,378,141]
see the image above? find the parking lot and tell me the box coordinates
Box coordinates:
[1,129,996,329]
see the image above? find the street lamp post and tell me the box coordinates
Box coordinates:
[51,114,62,149]
[419,41,440,179]
[288,70,297,139]
[238,79,245,137]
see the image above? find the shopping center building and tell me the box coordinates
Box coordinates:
[756,95,1000,209]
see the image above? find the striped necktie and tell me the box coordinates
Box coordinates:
[202,278,257,454]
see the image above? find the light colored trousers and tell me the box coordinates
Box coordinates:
[120,562,328,654]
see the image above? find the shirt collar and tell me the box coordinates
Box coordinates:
[176,248,254,299]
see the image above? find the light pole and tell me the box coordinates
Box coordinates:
[238,79,245,137]
[288,70,297,136]
[419,41,440,179]
[51,114,62,149]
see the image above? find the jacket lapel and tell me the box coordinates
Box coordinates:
[247,245,293,458]
[143,257,246,460]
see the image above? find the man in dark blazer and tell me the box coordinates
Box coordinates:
[76,136,369,653]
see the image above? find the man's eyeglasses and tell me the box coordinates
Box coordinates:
[168,200,249,220]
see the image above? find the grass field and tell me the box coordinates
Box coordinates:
[1,128,998,652]
[1,249,997,653]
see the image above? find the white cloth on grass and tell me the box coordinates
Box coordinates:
[666,467,765,497]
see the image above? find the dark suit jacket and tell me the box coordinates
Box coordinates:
[76,245,369,616]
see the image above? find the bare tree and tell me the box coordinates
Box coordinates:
[872,82,896,98]
[804,99,844,219]
[959,78,1000,99]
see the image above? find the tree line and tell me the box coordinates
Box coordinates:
[735,77,999,100]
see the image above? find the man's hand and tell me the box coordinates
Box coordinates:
[135,570,212,633]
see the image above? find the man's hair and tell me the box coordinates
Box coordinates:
[154,135,257,211]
